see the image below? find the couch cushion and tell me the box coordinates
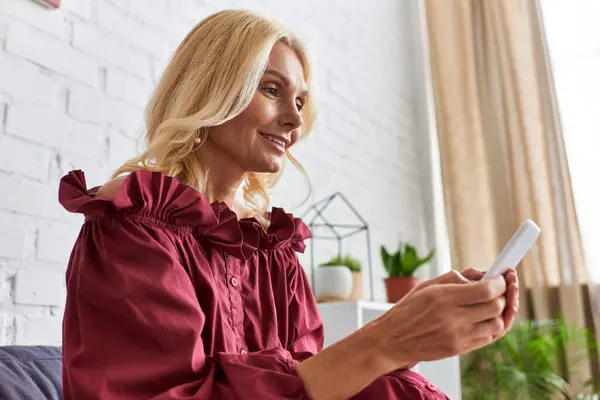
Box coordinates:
[0,346,62,400]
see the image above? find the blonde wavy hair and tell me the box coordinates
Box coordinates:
[113,10,315,221]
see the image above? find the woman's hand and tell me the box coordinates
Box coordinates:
[404,268,519,340]
[458,267,519,336]
[370,270,515,372]
[296,269,520,400]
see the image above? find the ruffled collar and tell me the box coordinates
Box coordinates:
[59,170,311,260]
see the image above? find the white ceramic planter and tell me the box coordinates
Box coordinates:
[315,265,353,302]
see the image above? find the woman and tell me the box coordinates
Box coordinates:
[59,10,518,400]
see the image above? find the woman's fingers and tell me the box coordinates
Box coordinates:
[461,268,485,282]
[504,281,518,308]
[465,320,505,353]
[434,270,471,285]
[448,276,506,306]
[383,269,518,364]
[502,268,519,330]
[462,296,506,323]
[471,317,505,340]
[465,336,494,353]
[504,269,517,284]
[413,270,470,293]
[503,301,518,332]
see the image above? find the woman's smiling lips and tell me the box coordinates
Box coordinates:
[259,132,290,153]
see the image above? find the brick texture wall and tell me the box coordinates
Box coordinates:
[0,0,433,345]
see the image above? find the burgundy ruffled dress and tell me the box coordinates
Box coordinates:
[59,170,449,400]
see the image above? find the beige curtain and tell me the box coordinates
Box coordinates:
[425,0,599,392]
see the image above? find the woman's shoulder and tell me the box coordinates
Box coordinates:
[58,170,312,255]
[95,175,128,200]
[58,169,217,228]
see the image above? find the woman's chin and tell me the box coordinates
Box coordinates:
[250,157,284,174]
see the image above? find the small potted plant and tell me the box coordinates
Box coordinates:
[315,254,362,302]
[381,242,435,303]
[320,255,362,301]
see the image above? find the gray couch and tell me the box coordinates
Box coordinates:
[0,346,62,400]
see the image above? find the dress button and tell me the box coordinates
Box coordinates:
[426,383,437,392]
[230,276,239,287]
[240,349,247,355]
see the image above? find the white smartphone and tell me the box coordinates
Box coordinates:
[482,219,541,279]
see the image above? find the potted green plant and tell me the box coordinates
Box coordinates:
[320,255,362,301]
[461,318,598,399]
[380,242,434,303]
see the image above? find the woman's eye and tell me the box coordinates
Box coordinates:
[262,86,279,96]
[296,102,304,111]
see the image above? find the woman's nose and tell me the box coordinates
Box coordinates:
[279,105,303,132]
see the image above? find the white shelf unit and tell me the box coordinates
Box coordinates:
[317,301,461,399]
[317,300,393,347]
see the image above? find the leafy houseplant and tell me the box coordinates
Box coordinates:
[380,243,435,303]
[318,255,363,301]
[321,255,362,272]
[461,318,598,400]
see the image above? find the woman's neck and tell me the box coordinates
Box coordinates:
[203,178,239,207]
[196,142,252,219]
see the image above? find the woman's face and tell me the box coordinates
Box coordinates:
[208,42,308,174]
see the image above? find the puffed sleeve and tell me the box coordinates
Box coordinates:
[62,216,311,400]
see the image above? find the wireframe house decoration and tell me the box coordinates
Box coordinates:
[301,192,375,301]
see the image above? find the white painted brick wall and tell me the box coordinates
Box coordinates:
[0,264,5,297]
[37,225,80,263]
[105,68,153,108]
[14,268,65,306]
[0,313,4,344]
[0,174,66,220]
[7,103,104,158]
[60,0,92,20]
[97,2,172,60]
[0,0,432,345]
[0,223,27,259]
[72,22,152,80]
[0,0,69,40]
[0,57,58,107]
[15,315,62,345]
[68,86,143,134]
[6,21,99,85]
[0,136,50,180]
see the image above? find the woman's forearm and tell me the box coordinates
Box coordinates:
[295,321,410,400]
